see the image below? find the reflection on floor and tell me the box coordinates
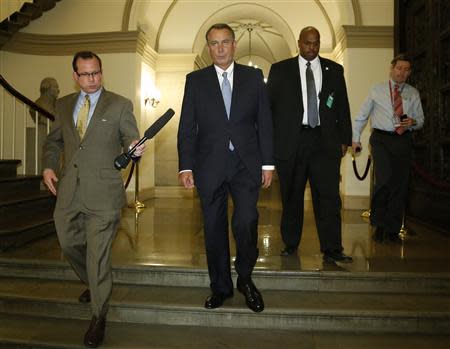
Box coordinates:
[4,192,450,274]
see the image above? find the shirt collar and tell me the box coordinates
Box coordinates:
[214,62,234,77]
[80,87,103,100]
[299,55,320,68]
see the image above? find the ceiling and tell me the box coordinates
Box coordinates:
[129,0,393,72]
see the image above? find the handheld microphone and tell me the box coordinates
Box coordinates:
[114,108,175,170]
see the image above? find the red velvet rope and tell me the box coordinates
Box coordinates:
[412,161,450,191]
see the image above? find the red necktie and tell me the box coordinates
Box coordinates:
[393,84,405,135]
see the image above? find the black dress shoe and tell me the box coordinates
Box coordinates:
[84,315,106,348]
[78,289,91,303]
[204,293,233,309]
[323,251,353,264]
[237,280,264,313]
[280,247,297,256]
[372,227,385,242]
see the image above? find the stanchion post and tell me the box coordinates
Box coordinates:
[399,214,408,239]
[132,159,145,212]
[361,160,373,218]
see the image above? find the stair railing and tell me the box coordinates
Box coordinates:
[0,74,54,175]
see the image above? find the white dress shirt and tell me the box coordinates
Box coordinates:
[298,55,322,125]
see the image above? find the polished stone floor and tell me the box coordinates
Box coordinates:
[3,187,450,274]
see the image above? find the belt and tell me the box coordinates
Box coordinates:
[373,128,399,136]
[301,125,320,130]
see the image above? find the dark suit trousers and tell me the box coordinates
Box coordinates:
[197,150,260,295]
[54,184,121,317]
[276,127,343,253]
[369,131,412,234]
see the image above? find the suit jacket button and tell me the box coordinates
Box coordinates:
[74,164,78,168]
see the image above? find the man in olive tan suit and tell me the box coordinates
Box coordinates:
[42,51,145,348]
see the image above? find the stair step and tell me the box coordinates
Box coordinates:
[0,18,21,34]
[0,277,449,334]
[9,11,32,28]
[0,175,43,200]
[20,2,43,19]
[0,160,20,178]
[0,258,448,294]
[0,220,55,252]
[0,194,55,226]
[2,313,448,349]
[33,0,57,12]
[0,30,12,46]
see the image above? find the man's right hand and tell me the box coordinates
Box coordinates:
[179,171,195,189]
[352,142,362,154]
[43,168,58,196]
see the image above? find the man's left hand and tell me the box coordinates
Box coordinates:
[261,170,273,189]
[341,144,348,157]
[130,140,146,157]
[400,116,416,128]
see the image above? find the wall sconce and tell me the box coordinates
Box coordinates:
[144,85,161,108]
[144,97,160,108]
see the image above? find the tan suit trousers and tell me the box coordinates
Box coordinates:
[54,183,121,317]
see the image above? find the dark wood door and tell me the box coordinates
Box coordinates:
[396,0,450,232]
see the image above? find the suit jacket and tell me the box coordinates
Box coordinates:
[177,63,274,192]
[42,89,139,210]
[267,56,352,160]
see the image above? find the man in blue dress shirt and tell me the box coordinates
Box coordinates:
[352,54,424,242]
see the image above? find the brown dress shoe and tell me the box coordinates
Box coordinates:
[78,289,91,303]
[84,315,106,348]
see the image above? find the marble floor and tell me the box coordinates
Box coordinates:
[3,188,450,274]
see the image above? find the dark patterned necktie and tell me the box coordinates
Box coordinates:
[393,84,403,116]
[393,84,405,135]
[306,62,318,128]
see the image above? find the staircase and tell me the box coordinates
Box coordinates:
[0,0,61,48]
[0,159,55,251]
[0,257,449,348]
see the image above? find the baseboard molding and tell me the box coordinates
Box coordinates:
[126,186,196,202]
[343,195,370,210]
[154,186,197,198]
[126,186,369,210]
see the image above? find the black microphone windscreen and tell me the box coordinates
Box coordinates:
[144,108,175,139]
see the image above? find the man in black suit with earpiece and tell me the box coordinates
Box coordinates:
[267,26,353,264]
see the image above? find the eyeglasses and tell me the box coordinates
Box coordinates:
[76,71,102,78]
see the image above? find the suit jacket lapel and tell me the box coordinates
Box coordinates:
[291,56,303,115]
[230,63,245,121]
[207,65,229,122]
[319,57,331,111]
[66,93,80,142]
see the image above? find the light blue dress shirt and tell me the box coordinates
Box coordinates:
[353,80,424,142]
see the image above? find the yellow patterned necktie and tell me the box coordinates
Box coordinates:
[76,95,90,138]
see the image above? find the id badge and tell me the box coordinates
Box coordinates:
[326,93,334,108]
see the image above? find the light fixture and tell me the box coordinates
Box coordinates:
[144,97,159,108]
[247,26,253,67]
[144,86,161,108]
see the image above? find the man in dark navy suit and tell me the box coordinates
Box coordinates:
[267,26,353,264]
[177,23,274,312]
